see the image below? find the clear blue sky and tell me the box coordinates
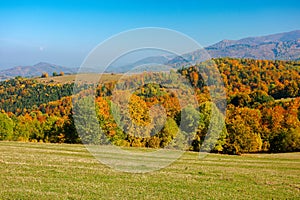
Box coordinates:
[0,0,300,68]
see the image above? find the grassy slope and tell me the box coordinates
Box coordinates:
[35,73,124,84]
[0,142,299,200]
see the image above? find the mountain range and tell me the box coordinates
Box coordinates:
[0,62,78,81]
[1,30,300,78]
[207,30,300,59]
[107,55,175,73]
[112,30,300,71]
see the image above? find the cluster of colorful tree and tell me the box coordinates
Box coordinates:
[0,77,74,114]
[179,58,300,153]
[0,58,300,154]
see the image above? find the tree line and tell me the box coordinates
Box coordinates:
[0,58,300,154]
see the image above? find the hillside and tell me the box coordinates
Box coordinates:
[107,55,174,73]
[0,62,77,81]
[206,30,300,60]
[118,30,300,70]
[210,30,300,48]
[35,73,123,84]
[0,58,299,154]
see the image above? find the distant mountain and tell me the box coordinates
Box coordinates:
[109,30,300,71]
[210,30,300,48]
[2,30,300,78]
[168,30,300,67]
[107,55,174,73]
[207,30,300,60]
[0,62,78,81]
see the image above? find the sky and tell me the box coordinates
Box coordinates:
[0,0,300,69]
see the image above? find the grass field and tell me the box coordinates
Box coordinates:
[36,73,123,84]
[0,142,299,199]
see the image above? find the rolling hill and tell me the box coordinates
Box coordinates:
[107,55,174,73]
[0,62,77,81]
[0,62,106,81]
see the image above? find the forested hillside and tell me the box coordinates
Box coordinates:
[0,58,300,154]
[0,77,74,114]
[179,58,300,153]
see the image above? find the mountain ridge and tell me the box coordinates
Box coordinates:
[0,62,78,81]
[211,30,300,48]
[167,30,300,68]
[115,30,300,71]
[1,30,300,77]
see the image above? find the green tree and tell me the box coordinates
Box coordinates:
[179,105,200,135]
[284,81,298,97]
[158,117,179,148]
[193,102,227,152]
[73,96,108,144]
[230,93,251,107]
[269,127,300,152]
[249,90,274,106]
[0,113,14,140]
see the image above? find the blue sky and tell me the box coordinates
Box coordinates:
[0,0,300,68]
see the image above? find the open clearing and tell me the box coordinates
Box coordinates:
[0,142,299,199]
[35,73,123,84]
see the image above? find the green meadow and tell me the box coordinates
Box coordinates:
[0,141,299,199]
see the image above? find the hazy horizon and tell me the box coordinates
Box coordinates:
[1,0,300,69]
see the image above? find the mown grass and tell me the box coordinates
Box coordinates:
[0,141,299,199]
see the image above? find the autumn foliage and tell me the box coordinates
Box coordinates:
[0,58,300,154]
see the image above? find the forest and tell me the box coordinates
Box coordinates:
[0,58,300,154]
